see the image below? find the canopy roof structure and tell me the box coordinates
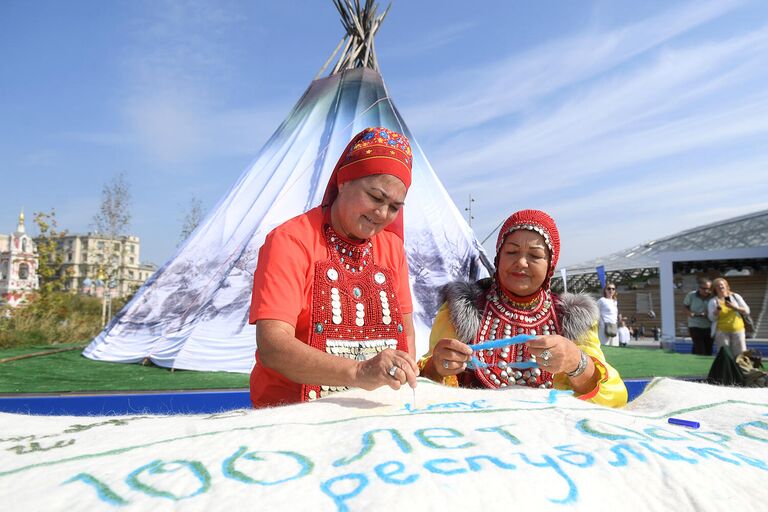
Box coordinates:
[554,209,768,291]
[83,1,490,373]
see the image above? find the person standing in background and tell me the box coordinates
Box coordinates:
[708,277,751,357]
[683,278,713,355]
[617,319,631,348]
[597,283,619,346]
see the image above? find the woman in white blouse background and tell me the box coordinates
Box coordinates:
[597,283,619,346]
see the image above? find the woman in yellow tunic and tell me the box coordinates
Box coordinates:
[419,209,627,407]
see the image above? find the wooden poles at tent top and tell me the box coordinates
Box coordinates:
[315,0,391,78]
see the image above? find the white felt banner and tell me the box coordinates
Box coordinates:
[2,378,767,511]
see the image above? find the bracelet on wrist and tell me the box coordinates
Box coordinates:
[566,351,588,378]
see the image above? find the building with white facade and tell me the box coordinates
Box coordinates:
[0,211,39,307]
[50,233,157,299]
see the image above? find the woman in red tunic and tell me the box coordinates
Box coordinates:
[248,127,418,407]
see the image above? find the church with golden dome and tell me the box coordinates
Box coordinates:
[0,210,39,307]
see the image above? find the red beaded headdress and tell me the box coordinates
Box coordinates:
[321,127,413,239]
[495,209,561,289]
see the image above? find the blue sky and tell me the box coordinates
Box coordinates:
[1,0,767,267]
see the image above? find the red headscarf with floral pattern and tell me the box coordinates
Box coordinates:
[322,127,413,240]
[495,209,561,291]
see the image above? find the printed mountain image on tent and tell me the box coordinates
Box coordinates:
[84,0,490,373]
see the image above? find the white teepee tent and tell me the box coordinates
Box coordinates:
[84,1,491,372]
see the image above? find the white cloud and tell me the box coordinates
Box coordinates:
[447,31,768,181]
[109,0,281,166]
[119,95,285,165]
[554,154,768,219]
[383,21,478,56]
[401,0,747,135]
[478,154,768,265]
[20,149,59,168]
[457,90,768,198]
[398,2,768,267]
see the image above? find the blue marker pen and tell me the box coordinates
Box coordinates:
[668,417,700,429]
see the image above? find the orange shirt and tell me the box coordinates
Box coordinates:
[249,206,412,407]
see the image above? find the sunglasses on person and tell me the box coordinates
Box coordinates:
[606,287,616,291]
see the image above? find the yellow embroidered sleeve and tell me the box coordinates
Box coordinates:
[553,324,628,408]
[426,304,627,405]
[420,303,459,387]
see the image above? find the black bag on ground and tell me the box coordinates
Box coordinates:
[707,345,744,386]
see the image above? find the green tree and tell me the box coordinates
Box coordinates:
[33,209,69,295]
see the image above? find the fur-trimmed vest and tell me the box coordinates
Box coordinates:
[443,278,599,344]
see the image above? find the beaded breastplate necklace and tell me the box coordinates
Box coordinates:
[469,282,560,389]
[304,225,408,402]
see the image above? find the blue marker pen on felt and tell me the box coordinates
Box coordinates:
[668,417,700,429]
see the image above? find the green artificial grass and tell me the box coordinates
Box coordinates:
[0,344,249,394]
[0,343,714,394]
[603,346,714,380]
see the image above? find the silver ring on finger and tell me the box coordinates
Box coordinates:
[388,365,398,377]
[540,349,552,367]
[442,359,450,370]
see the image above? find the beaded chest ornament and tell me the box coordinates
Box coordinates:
[303,225,408,401]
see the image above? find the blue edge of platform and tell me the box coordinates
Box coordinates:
[0,380,657,416]
[4,341,765,416]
